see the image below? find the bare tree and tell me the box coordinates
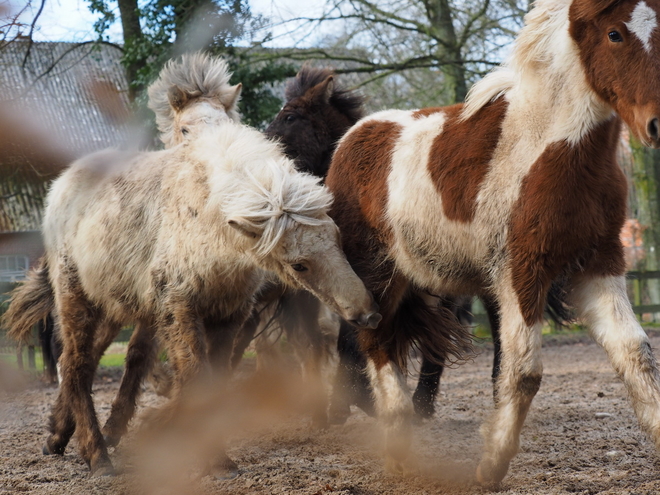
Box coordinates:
[250,0,527,107]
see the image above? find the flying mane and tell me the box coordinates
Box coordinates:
[148,52,241,145]
[286,66,365,122]
[192,124,334,257]
[462,0,603,129]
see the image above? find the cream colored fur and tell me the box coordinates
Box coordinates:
[148,52,242,148]
[45,121,373,330]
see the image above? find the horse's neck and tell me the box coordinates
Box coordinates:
[510,67,610,147]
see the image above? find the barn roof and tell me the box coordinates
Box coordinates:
[0,40,130,233]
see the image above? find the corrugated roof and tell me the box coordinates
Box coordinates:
[0,41,130,233]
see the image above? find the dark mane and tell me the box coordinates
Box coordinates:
[285,66,365,123]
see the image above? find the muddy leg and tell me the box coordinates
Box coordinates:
[287,292,329,428]
[328,320,375,425]
[103,320,156,447]
[47,264,113,475]
[477,280,543,486]
[573,276,660,451]
[412,358,443,419]
[205,306,252,478]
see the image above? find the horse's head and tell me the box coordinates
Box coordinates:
[265,66,364,178]
[226,159,381,329]
[570,0,660,147]
[165,83,241,147]
[148,52,242,148]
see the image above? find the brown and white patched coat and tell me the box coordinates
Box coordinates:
[326,0,660,484]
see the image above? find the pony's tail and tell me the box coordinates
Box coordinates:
[545,278,574,327]
[2,259,55,345]
[389,291,475,370]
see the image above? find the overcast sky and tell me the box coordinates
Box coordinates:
[14,0,327,46]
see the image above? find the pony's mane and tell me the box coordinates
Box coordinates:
[148,52,240,140]
[286,65,365,123]
[229,160,334,257]
[194,124,334,257]
[462,0,571,120]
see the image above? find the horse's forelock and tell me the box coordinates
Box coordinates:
[225,159,333,257]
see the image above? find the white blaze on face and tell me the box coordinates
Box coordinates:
[625,1,658,52]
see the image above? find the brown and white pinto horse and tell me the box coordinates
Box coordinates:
[326,0,660,484]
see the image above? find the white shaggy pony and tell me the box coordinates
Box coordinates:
[9,119,380,477]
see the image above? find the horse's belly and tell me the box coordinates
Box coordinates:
[391,220,491,295]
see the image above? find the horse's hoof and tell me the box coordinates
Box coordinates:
[91,463,116,477]
[210,454,239,480]
[213,468,239,480]
[90,455,115,477]
[384,456,405,475]
[43,437,65,456]
[103,433,120,449]
[476,459,508,488]
[327,403,350,425]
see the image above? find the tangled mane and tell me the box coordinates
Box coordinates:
[227,159,334,257]
[148,52,241,144]
[286,65,365,122]
[192,123,335,258]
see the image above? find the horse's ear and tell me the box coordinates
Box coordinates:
[222,83,242,111]
[228,218,261,239]
[309,76,334,105]
[168,86,189,112]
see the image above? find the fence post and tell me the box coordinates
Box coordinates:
[16,344,23,370]
[27,344,36,370]
[634,277,642,321]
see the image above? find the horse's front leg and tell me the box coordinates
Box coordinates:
[364,342,413,474]
[573,275,660,449]
[477,279,543,486]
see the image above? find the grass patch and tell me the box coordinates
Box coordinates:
[99,353,126,368]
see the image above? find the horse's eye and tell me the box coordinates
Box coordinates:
[285,114,296,123]
[181,127,189,135]
[291,263,307,272]
[608,30,623,43]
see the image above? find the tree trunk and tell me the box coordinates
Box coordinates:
[117,0,144,102]
[424,0,468,103]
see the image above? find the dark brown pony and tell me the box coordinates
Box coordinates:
[325,0,660,485]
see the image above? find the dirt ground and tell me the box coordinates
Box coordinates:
[3,333,660,495]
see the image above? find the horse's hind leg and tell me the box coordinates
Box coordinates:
[573,276,660,450]
[482,295,502,395]
[47,264,112,475]
[44,318,118,455]
[477,279,543,486]
[102,320,156,447]
[412,358,443,419]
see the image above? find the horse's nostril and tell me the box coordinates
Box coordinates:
[648,118,659,142]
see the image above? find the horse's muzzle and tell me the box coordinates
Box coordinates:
[352,312,382,329]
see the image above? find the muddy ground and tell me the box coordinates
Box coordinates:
[2,333,660,495]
